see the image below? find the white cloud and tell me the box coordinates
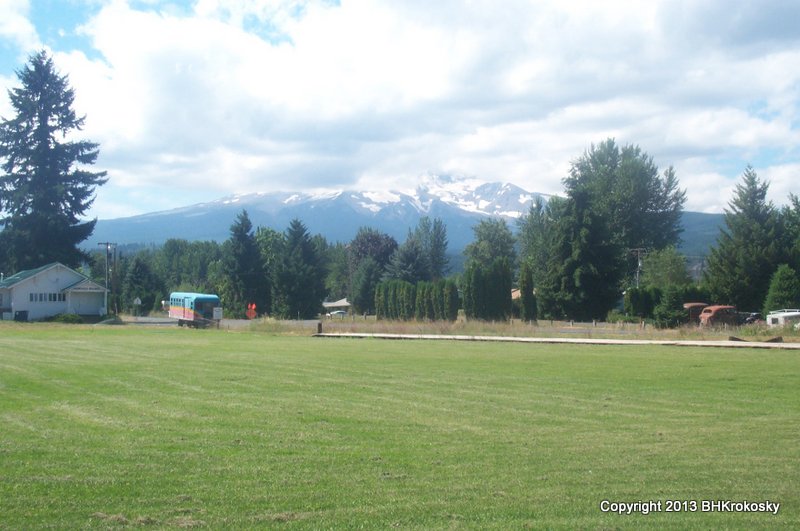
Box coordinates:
[0,0,40,54]
[1,0,799,218]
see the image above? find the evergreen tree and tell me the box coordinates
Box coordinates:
[763,265,800,316]
[350,256,382,314]
[517,196,552,292]
[781,195,800,271]
[222,210,269,318]
[462,258,512,321]
[0,51,107,271]
[548,186,624,321]
[519,259,537,322]
[443,279,460,321]
[121,256,164,315]
[384,235,430,283]
[273,219,326,319]
[652,285,688,329]
[704,167,785,311]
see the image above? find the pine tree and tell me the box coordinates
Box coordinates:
[704,167,785,311]
[273,219,326,319]
[383,236,430,283]
[763,265,800,316]
[222,210,269,318]
[121,256,164,315]
[0,51,107,271]
[519,259,537,322]
[351,256,382,314]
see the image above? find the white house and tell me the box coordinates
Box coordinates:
[0,262,107,321]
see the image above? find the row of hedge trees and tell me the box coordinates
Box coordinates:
[375,279,459,321]
[462,258,513,321]
[623,285,712,328]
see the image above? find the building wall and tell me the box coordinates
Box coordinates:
[4,264,102,321]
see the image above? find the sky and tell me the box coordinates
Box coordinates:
[1,0,799,220]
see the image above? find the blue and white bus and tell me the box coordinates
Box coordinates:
[167,292,222,328]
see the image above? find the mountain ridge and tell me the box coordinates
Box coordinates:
[89,176,722,260]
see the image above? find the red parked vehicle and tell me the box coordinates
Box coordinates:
[699,305,738,327]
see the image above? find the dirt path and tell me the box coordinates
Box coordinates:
[314,332,800,350]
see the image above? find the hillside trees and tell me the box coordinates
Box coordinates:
[704,167,785,311]
[0,51,107,271]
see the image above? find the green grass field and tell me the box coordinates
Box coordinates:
[1,324,798,529]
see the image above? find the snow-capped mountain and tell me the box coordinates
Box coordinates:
[91,176,550,250]
[89,174,721,259]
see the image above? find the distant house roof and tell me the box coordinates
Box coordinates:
[0,263,62,288]
[0,262,105,293]
[64,278,107,293]
[323,298,351,309]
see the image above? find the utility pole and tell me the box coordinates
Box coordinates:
[97,242,116,314]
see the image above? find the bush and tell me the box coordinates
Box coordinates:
[607,310,642,324]
[763,264,800,315]
[49,313,84,324]
[653,286,688,329]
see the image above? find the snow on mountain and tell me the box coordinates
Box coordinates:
[91,175,544,249]
[89,174,721,261]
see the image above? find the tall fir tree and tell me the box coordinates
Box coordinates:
[704,167,785,311]
[383,235,430,283]
[222,210,269,318]
[762,265,800,316]
[273,219,326,319]
[0,51,107,271]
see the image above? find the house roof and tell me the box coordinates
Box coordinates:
[0,262,105,292]
[0,262,62,288]
[64,278,107,293]
[323,298,351,308]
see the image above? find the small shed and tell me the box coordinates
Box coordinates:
[0,263,107,321]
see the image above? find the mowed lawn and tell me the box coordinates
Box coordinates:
[0,325,798,529]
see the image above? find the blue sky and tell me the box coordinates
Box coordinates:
[1,0,799,220]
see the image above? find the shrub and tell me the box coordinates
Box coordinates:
[49,313,84,324]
